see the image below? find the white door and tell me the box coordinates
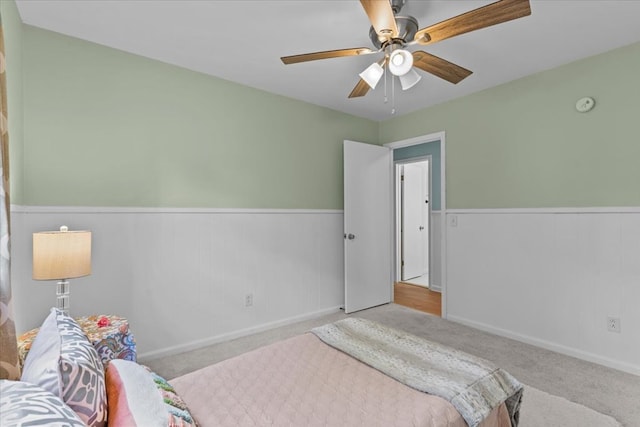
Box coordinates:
[402,163,424,280]
[344,140,392,314]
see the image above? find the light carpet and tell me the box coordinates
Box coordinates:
[145,304,634,427]
[519,385,621,427]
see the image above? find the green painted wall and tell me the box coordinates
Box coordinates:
[380,42,640,209]
[1,0,23,205]
[22,26,378,209]
[16,18,640,210]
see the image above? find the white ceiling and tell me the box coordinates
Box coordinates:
[15,0,640,121]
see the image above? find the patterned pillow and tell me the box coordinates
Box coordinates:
[106,359,196,426]
[0,380,86,426]
[20,308,107,427]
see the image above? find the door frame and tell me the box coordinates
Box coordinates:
[384,131,447,318]
[396,156,432,283]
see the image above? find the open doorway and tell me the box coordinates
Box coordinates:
[394,158,441,317]
[386,134,445,318]
[398,160,430,286]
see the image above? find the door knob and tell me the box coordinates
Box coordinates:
[347,233,356,240]
[419,226,424,231]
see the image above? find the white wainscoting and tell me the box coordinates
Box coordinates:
[445,208,640,375]
[10,207,344,359]
[10,206,639,374]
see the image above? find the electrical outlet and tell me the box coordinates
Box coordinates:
[607,317,621,333]
[245,293,253,307]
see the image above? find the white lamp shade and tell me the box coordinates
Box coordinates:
[399,68,422,90]
[359,62,384,89]
[33,229,92,280]
[388,49,414,76]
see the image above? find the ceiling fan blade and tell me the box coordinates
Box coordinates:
[281,47,374,65]
[414,0,531,45]
[360,0,399,41]
[412,51,472,84]
[348,79,372,98]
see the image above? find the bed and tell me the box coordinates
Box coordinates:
[171,326,518,427]
[1,309,522,427]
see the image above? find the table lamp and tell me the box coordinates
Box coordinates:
[33,226,91,315]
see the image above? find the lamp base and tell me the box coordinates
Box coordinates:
[56,280,70,316]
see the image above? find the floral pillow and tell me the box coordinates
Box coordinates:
[106,359,196,426]
[20,308,107,426]
[0,380,86,426]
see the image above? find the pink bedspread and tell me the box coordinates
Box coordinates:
[171,333,511,427]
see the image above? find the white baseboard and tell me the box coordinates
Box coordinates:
[137,306,343,362]
[447,315,640,377]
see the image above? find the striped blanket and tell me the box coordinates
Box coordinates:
[312,318,523,427]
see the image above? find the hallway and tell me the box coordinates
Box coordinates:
[394,282,441,317]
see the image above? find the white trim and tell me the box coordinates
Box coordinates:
[10,205,343,215]
[383,131,445,149]
[448,315,640,377]
[447,207,640,214]
[393,164,402,299]
[137,306,343,362]
[15,205,633,215]
[441,133,447,319]
[388,146,395,304]
[429,284,442,293]
[385,131,447,319]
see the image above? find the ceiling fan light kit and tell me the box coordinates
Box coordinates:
[359,62,385,89]
[399,68,422,91]
[388,49,414,76]
[281,0,532,109]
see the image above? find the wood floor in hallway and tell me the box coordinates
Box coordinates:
[394,282,442,317]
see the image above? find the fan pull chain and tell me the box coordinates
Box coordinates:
[383,65,388,104]
[391,74,396,115]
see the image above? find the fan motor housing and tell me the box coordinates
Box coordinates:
[369,15,418,49]
[391,0,407,14]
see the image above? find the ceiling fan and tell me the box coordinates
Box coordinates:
[281,0,531,98]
